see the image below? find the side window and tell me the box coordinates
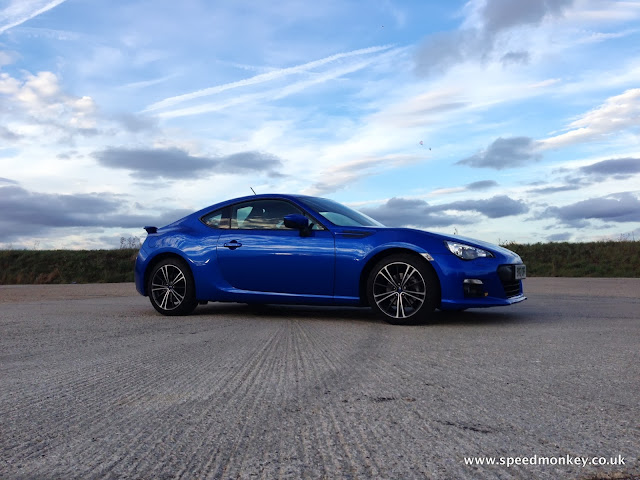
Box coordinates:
[231,200,304,230]
[235,205,253,227]
[201,208,228,229]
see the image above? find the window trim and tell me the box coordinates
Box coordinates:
[200,198,329,232]
[199,206,230,229]
[230,199,320,231]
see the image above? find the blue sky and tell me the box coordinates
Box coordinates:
[1,0,640,249]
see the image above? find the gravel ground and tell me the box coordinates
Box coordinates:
[1,278,639,479]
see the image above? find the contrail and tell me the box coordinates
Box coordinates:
[0,0,68,34]
[144,44,394,112]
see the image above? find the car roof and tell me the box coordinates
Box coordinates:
[187,193,318,219]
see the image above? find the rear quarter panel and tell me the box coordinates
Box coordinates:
[135,223,223,299]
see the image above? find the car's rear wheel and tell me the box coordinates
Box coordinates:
[367,254,439,325]
[147,258,198,316]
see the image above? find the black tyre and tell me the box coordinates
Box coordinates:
[147,258,198,316]
[366,254,439,325]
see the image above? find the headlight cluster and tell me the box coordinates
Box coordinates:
[445,241,494,260]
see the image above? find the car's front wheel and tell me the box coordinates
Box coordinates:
[147,258,198,316]
[366,254,439,325]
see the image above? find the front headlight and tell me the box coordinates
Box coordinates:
[445,241,494,260]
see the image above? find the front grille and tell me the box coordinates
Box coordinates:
[497,265,522,298]
[502,280,521,298]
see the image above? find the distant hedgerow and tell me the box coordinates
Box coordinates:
[0,240,638,284]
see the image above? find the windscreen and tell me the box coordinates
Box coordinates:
[300,197,385,227]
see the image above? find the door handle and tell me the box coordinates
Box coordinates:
[223,240,242,250]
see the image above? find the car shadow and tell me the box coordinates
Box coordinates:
[194,302,377,323]
[429,309,533,326]
[192,302,533,326]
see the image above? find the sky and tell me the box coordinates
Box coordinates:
[1,0,640,249]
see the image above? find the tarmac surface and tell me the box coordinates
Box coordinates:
[1,278,639,479]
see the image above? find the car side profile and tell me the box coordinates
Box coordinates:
[134,194,526,324]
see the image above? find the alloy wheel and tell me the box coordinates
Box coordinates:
[151,264,188,311]
[372,261,427,319]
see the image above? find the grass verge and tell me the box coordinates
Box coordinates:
[0,249,139,284]
[0,241,638,284]
[502,241,639,277]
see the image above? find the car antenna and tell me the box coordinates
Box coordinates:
[250,187,257,195]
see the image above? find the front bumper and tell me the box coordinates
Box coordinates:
[431,253,527,310]
[439,291,526,310]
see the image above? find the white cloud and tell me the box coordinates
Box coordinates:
[0,70,98,135]
[573,28,640,45]
[542,88,640,149]
[118,74,180,90]
[0,49,15,66]
[371,88,469,128]
[381,0,407,28]
[4,26,81,41]
[568,0,640,22]
[305,153,421,195]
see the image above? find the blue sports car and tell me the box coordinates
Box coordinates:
[135,194,526,324]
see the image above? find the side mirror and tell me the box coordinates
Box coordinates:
[284,214,313,237]
[284,213,309,230]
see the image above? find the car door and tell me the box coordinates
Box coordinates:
[216,199,335,296]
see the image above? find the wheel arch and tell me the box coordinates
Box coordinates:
[358,247,441,307]
[143,251,194,297]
